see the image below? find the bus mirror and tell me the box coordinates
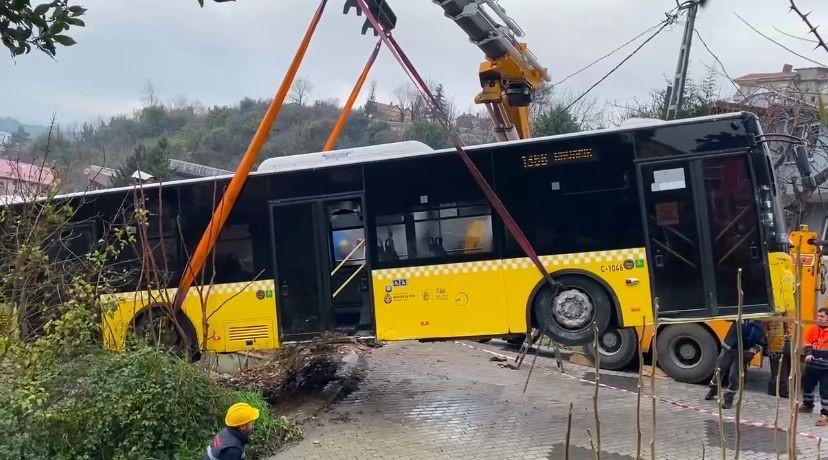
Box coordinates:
[794,144,817,191]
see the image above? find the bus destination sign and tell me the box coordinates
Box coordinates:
[521,148,594,169]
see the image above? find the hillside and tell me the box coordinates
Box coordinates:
[13,94,499,192]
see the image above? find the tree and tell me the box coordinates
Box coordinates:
[391,84,415,122]
[142,80,159,107]
[289,76,313,106]
[0,1,86,58]
[113,138,172,186]
[8,125,30,148]
[609,71,719,125]
[364,81,378,119]
[533,104,581,137]
[405,119,451,149]
[432,84,446,118]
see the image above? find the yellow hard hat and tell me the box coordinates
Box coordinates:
[225,402,260,427]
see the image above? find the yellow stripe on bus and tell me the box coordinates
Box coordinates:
[372,248,652,341]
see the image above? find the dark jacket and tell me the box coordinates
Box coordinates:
[202,427,248,460]
[722,321,766,352]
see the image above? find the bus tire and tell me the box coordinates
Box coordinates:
[533,275,612,346]
[133,306,200,362]
[582,327,639,370]
[656,324,718,384]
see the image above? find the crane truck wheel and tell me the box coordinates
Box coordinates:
[582,327,639,370]
[656,323,718,384]
[532,275,612,346]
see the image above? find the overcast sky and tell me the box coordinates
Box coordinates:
[3,0,828,126]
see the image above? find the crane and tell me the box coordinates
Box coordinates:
[433,0,550,141]
[348,0,550,141]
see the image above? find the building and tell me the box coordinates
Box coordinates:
[83,159,231,191]
[717,64,828,235]
[84,165,117,191]
[0,159,56,202]
[732,64,828,108]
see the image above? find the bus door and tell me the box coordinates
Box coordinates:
[639,156,769,317]
[271,196,371,342]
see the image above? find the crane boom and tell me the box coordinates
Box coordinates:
[433,0,550,140]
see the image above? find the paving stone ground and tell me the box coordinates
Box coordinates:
[272,340,827,459]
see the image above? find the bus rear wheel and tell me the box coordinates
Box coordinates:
[582,327,639,370]
[656,324,718,384]
[133,306,200,361]
[532,275,612,346]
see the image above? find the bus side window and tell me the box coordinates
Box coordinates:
[375,214,406,262]
[51,222,96,262]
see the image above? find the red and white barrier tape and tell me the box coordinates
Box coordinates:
[454,341,824,442]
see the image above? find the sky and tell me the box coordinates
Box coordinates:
[2,0,828,127]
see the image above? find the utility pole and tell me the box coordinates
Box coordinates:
[665,1,699,120]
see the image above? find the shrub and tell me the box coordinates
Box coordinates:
[0,347,231,459]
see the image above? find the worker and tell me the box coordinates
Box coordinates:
[203,402,260,460]
[799,308,828,426]
[704,320,766,409]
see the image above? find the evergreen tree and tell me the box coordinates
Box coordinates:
[113,138,171,186]
[432,84,447,120]
[8,126,30,148]
[533,104,581,137]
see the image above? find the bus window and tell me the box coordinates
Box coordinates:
[412,204,493,258]
[495,135,642,258]
[375,214,407,262]
[214,224,256,283]
[51,221,96,262]
[138,187,182,288]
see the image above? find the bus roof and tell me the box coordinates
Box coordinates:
[53,111,751,201]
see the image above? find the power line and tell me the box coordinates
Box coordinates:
[535,10,679,134]
[692,29,748,103]
[733,12,827,67]
[552,17,672,87]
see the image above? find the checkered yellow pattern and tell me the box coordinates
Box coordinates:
[373,249,646,280]
[108,279,274,303]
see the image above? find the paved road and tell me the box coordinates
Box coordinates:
[273,340,826,459]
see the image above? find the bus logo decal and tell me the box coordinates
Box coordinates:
[623,259,635,270]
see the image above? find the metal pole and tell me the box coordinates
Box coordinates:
[665,2,698,120]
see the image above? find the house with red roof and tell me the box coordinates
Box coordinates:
[0,159,56,199]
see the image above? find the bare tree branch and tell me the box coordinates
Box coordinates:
[788,0,828,54]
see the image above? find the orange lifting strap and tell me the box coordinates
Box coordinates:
[324,39,382,151]
[174,0,329,308]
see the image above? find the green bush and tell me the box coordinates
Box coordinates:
[1,347,231,459]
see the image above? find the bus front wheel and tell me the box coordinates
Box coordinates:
[582,327,639,370]
[656,324,718,384]
[532,275,612,346]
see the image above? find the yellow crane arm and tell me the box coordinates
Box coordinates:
[434,0,550,140]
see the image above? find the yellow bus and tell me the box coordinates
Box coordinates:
[52,112,792,360]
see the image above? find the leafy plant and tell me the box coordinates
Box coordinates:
[0,0,86,57]
[234,391,303,457]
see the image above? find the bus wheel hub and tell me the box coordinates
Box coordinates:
[553,289,593,329]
